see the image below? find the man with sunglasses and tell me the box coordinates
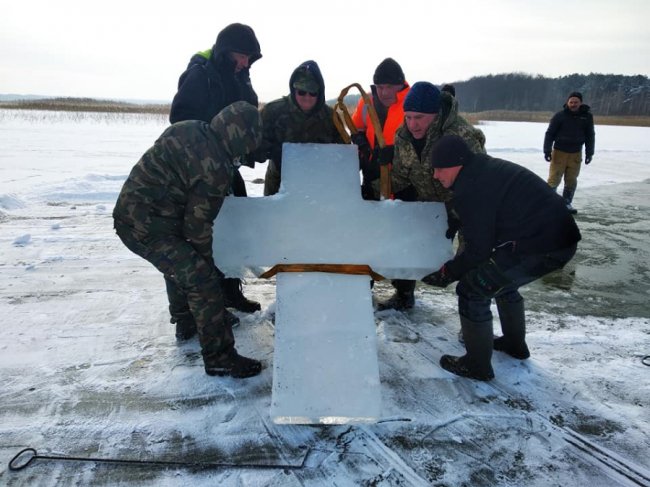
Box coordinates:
[252,60,344,196]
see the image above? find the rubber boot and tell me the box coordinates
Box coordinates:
[377,280,416,311]
[440,316,495,381]
[222,277,261,313]
[563,187,578,214]
[494,297,530,359]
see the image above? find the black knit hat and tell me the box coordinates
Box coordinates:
[403,81,441,114]
[430,135,473,168]
[215,23,262,63]
[373,58,405,85]
[567,91,583,102]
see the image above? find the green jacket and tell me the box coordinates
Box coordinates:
[391,92,486,202]
[113,102,261,261]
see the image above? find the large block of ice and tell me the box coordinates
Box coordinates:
[271,273,380,424]
[213,143,453,280]
[212,143,452,424]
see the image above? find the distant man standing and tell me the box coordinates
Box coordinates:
[423,135,581,381]
[169,23,262,315]
[543,91,595,214]
[253,60,343,195]
[113,102,263,379]
[351,58,410,200]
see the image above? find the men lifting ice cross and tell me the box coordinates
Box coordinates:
[213,142,452,423]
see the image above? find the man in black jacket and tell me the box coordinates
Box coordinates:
[543,91,595,214]
[168,23,262,316]
[423,135,581,381]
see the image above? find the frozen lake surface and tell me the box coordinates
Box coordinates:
[1,109,649,486]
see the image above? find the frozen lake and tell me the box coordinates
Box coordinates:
[1,109,649,486]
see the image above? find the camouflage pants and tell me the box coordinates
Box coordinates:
[114,222,234,363]
[548,149,582,193]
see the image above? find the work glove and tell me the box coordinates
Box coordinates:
[351,132,372,169]
[544,153,552,162]
[351,132,370,150]
[585,156,592,165]
[446,215,461,240]
[376,145,394,166]
[422,265,453,288]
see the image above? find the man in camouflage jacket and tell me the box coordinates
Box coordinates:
[253,60,343,195]
[113,101,263,379]
[377,82,486,311]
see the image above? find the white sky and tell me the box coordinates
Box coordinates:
[1,0,649,103]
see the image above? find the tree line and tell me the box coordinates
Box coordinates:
[448,73,650,116]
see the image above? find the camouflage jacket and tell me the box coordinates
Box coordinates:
[391,92,486,202]
[252,60,343,171]
[113,102,261,261]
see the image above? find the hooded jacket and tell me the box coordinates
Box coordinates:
[252,60,342,172]
[543,104,595,156]
[114,102,262,260]
[169,23,261,124]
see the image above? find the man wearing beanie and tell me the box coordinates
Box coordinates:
[543,91,596,214]
[251,60,344,196]
[351,58,410,201]
[376,81,486,312]
[167,23,263,319]
[422,135,581,381]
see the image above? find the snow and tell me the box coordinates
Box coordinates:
[1,108,650,486]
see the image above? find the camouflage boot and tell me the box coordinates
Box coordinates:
[377,280,415,311]
[440,316,494,381]
[494,297,530,359]
[223,277,261,313]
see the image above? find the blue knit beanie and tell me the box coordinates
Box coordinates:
[403,81,441,114]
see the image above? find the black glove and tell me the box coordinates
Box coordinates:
[422,266,453,288]
[544,153,552,162]
[446,216,461,240]
[376,145,394,166]
[585,156,592,165]
[351,132,370,150]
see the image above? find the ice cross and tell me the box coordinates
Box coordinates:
[213,143,452,424]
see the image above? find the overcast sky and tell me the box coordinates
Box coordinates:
[2,0,649,103]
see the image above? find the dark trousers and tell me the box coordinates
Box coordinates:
[456,244,578,322]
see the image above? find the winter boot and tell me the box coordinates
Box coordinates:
[440,316,495,381]
[172,311,197,341]
[377,280,416,311]
[222,278,261,313]
[204,347,262,378]
[494,297,530,359]
[563,188,578,214]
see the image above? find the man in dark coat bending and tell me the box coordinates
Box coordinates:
[422,135,581,381]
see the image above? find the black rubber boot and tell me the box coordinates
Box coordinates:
[494,297,530,359]
[222,278,261,313]
[563,187,578,214]
[377,280,416,311]
[204,347,262,378]
[440,316,495,381]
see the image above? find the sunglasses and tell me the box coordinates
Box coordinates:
[296,89,318,97]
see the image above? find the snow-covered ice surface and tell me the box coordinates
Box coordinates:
[1,109,649,486]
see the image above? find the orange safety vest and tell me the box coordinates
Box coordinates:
[351,83,410,149]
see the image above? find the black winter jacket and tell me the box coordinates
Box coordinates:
[169,43,260,124]
[543,104,595,156]
[444,154,581,280]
